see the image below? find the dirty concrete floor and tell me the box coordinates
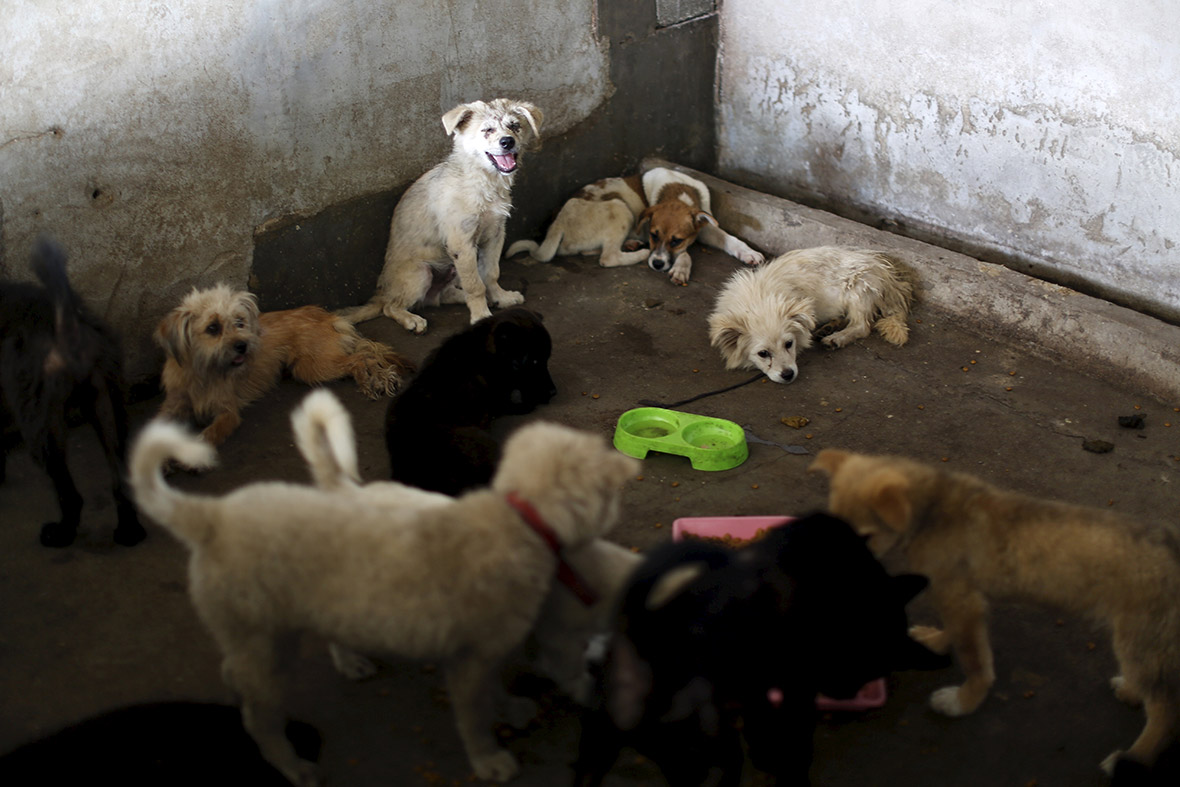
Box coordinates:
[2,244,1180,786]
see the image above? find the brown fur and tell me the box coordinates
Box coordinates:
[155,284,411,447]
[809,449,1180,773]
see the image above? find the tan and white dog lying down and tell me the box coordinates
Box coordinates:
[810,449,1180,775]
[130,406,638,784]
[339,98,543,334]
[289,389,642,704]
[708,246,914,383]
[507,167,764,285]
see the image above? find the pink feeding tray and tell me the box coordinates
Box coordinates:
[671,515,888,712]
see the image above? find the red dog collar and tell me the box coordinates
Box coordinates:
[505,492,600,607]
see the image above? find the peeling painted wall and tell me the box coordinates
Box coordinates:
[0,0,611,378]
[717,0,1180,323]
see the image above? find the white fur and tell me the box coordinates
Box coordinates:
[291,390,641,705]
[339,99,543,334]
[708,246,914,383]
[130,408,637,785]
[508,167,764,284]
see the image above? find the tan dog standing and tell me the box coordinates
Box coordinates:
[507,166,764,285]
[156,283,411,447]
[130,414,638,785]
[809,449,1180,774]
[339,98,543,333]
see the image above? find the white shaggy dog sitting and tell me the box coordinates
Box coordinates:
[289,390,642,704]
[338,98,543,334]
[130,410,638,785]
[708,246,914,383]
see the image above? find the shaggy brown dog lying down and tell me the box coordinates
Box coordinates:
[155,283,412,448]
[130,414,638,785]
[810,449,1180,775]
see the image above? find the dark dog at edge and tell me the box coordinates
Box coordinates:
[0,238,144,547]
[385,307,557,495]
[573,512,950,786]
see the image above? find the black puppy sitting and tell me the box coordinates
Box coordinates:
[574,512,950,787]
[385,307,557,495]
[0,239,144,547]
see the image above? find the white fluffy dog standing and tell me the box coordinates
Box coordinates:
[130,410,637,785]
[708,246,914,383]
[290,390,641,704]
[339,98,543,334]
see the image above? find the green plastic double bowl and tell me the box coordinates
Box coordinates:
[613,407,749,471]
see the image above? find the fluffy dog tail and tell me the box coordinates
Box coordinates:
[507,226,563,262]
[331,317,415,398]
[291,389,360,491]
[129,420,219,548]
[30,237,98,378]
[334,299,384,325]
[871,253,915,346]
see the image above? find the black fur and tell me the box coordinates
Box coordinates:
[0,238,144,547]
[574,512,950,786]
[385,307,557,495]
[0,701,319,786]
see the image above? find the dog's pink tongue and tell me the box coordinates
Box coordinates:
[493,153,516,171]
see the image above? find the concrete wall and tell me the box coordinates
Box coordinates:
[2,0,717,380]
[717,0,1180,324]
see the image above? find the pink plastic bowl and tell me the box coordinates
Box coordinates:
[671,515,888,712]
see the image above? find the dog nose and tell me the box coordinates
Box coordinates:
[649,256,669,272]
[498,136,515,150]
[234,340,248,354]
[781,368,796,383]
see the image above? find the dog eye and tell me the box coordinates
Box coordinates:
[235,319,246,329]
[482,127,494,135]
[650,230,660,241]
[757,350,771,359]
[784,340,793,350]
[670,237,682,246]
[507,121,521,132]
[205,322,221,336]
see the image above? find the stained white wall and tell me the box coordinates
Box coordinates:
[0,0,608,376]
[717,0,1180,322]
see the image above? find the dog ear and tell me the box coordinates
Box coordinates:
[512,101,543,148]
[637,205,655,229]
[707,313,748,369]
[867,469,913,533]
[694,211,719,230]
[809,448,851,476]
[441,102,482,136]
[646,563,705,610]
[782,295,818,336]
[155,307,192,363]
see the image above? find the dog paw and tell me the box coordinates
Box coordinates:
[494,289,525,307]
[929,686,968,717]
[739,247,765,266]
[472,749,520,782]
[288,759,324,787]
[329,644,378,680]
[39,521,76,548]
[669,254,692,286]
[1110,675,1142,706]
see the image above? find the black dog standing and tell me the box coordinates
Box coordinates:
[0,238,144,547]
[384,307,557,495]
[574,513,949,786]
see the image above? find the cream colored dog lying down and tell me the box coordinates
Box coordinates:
[130,411,638,785]
[289,390,642,704]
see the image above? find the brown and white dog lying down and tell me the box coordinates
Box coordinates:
[810,448,1180,776]
[507,167,764,284]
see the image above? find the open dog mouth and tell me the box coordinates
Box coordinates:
[487,152,518,173]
